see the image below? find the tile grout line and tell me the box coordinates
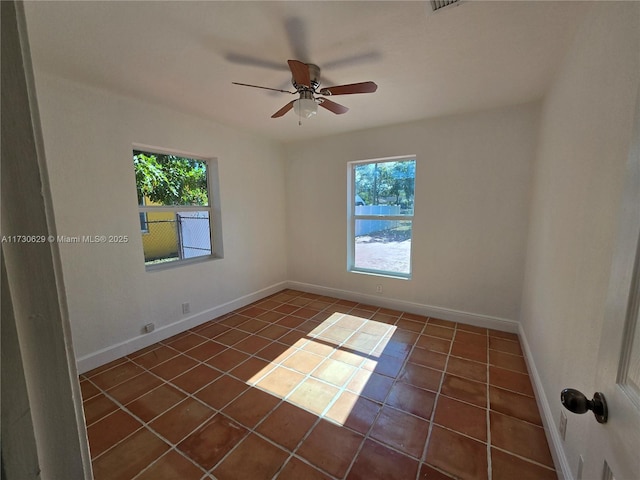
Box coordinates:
[90,367,220,442]
[140,338,316,477]
[197,329,353,478]
[326,311,444,478]
[274,305,413,478]
[332,309,417,479]
[261,304,371,480]
[94,357,502,459]
[416,319,457,480]
[490,444,557,471]
[313,310,397,419]
[130,446,208,480]
[266,305,387,480]
[86,327,296,467]
[85,379,215,474]
[329,306,393,480]
[86,292,329,477]
[81,290,543,480]
[193,303,365,479]
[486,328,493,480]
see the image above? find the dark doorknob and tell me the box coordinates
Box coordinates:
[561,388,608,424]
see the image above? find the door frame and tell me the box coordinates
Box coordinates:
[586,81,640,480]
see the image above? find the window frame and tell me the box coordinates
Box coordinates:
[347,155,416,279]
[133,145,224,271]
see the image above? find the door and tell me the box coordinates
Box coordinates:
[584,83,640,480]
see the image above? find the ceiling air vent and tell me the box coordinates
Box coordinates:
[429,0,462,14]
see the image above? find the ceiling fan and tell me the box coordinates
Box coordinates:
[232,60,378,121]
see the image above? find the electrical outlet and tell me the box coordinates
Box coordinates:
[143,323,155,333]
[559,411,567,441]
[182,302,190,314]
[376,284,383,294]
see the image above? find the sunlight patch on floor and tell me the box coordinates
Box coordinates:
[245,311,396,424]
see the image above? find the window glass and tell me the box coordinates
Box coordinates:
[133,149,216,267]
[349,158,416,278]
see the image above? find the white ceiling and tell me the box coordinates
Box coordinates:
[23,1,587,143]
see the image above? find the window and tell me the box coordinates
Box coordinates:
[133,148,223,268]
[347,157,416,278]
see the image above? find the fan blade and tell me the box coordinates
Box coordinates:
[319,81,378,96]
[319,98,349,115]
[232,82,295,94]
[271,100,295,118]
[288,60,310,88]
[323,51,382,70]
[225,53,288,71]
[285,17,309,62]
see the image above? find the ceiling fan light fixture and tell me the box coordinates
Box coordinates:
[293,98,318,118]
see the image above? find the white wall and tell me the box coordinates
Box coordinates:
[519,3,639,478]
[2,2,92,477]
[285,103,539,324]
[32,74,288,370]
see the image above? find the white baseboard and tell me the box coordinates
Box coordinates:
[518,325,573,480]
[286,281,519,333]
[76,281,288,374]
[77,279,519,374]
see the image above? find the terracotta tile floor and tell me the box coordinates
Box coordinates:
[80,289,557,480]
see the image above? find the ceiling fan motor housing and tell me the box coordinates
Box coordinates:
[293,63,321,91]
[298,90,315,101]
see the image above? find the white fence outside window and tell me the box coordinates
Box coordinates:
[354,205,401,236]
